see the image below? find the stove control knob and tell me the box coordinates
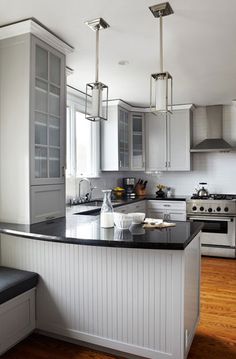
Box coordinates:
[224,207,229,212]
[200,206,204,211]
[216,207,221,212]
[208,208,213,213]
[192,206,197,211]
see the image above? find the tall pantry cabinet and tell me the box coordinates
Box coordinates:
[0,19,73,224]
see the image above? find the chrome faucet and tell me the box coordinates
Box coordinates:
[78,178,97,203]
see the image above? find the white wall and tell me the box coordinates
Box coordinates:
[66,104,236,200]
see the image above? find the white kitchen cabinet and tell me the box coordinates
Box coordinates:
[31,184,65,223]
[31,37,66,185]
[0,19,72,224]
[145,108,193,171]
[145,112,167,170]
[101,105,129,171]
[114,200,146,214]
[130,112,145,170]
[101,106,145,171]
[118,107,130,170]
[147,200,186,221]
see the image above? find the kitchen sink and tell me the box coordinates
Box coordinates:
[79,200,103,207]
[79,199,122,207]
[74,210,99,216]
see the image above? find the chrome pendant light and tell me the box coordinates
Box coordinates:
[149,2,173,114]
[85,18,109,121]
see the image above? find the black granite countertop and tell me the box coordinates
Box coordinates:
[0,211,202,250]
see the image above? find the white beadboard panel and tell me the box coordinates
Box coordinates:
[184,234,201,357]
[0,235,190,359]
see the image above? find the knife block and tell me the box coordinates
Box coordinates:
[135,184,147,196]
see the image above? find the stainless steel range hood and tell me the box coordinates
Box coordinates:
[191,105,234,152]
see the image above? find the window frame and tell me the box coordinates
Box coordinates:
[66,91,100,178]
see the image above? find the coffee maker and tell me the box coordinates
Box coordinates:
[123,177,136,197]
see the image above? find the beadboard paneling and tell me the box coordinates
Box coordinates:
[0,235,187,359]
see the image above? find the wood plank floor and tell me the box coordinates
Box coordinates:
[2,257,236,359]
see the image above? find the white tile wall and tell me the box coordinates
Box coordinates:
[66,105,236,200]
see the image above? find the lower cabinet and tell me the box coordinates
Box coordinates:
[114,201,146,214]
[114,200,186,220]
[147,200,186,221]
[30,185,65,223]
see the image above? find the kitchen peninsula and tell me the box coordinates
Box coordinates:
[0,210,202,359]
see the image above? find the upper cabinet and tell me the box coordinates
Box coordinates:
[145,108,193,171]
[101,105,146,171]
[31,37,66,185]
[130,112,145,171]
[118,107,130,170]
[0,19,73,224]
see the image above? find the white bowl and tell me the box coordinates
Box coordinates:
[128,212,145,224]
[113,212,133,230]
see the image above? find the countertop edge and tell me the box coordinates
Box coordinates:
[0,222,203,250]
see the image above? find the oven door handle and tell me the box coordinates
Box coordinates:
[188,216,234,222]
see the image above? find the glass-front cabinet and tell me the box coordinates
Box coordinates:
[31,37,65,185]
[130,112,145,170]
[101,105,146,172]
[118,107,130,170]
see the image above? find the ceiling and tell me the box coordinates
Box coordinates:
[1,0,236,107]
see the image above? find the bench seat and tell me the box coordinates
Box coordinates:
[0,266,38,304]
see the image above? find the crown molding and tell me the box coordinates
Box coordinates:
[0,18,74,55]
[107,99,195,112]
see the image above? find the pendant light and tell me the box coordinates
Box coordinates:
[149,2,174,114]
[85,18,109,121]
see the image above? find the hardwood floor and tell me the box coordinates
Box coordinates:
[188,257,236,359]
[2,257,236,359]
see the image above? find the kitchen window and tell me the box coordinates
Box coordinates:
[66,92,100,178]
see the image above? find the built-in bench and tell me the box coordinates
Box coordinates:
[0,266,38,355]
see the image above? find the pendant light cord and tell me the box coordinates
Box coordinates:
[95,28,99,83]
[159,11,163,73]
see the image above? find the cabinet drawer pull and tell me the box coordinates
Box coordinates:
[163,204,171,207]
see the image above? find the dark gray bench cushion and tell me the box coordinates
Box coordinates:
[0,267,39,305]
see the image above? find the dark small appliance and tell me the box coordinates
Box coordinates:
[123,177,136,197]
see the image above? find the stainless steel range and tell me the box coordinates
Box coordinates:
[187,194,236,258]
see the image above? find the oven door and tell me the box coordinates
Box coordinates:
[188,216,236,247]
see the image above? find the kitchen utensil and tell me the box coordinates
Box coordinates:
[143,180,148,188]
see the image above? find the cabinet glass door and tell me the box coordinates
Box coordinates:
[118,108,129,169]
[33,42,64,183]
[131,113,145,170]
